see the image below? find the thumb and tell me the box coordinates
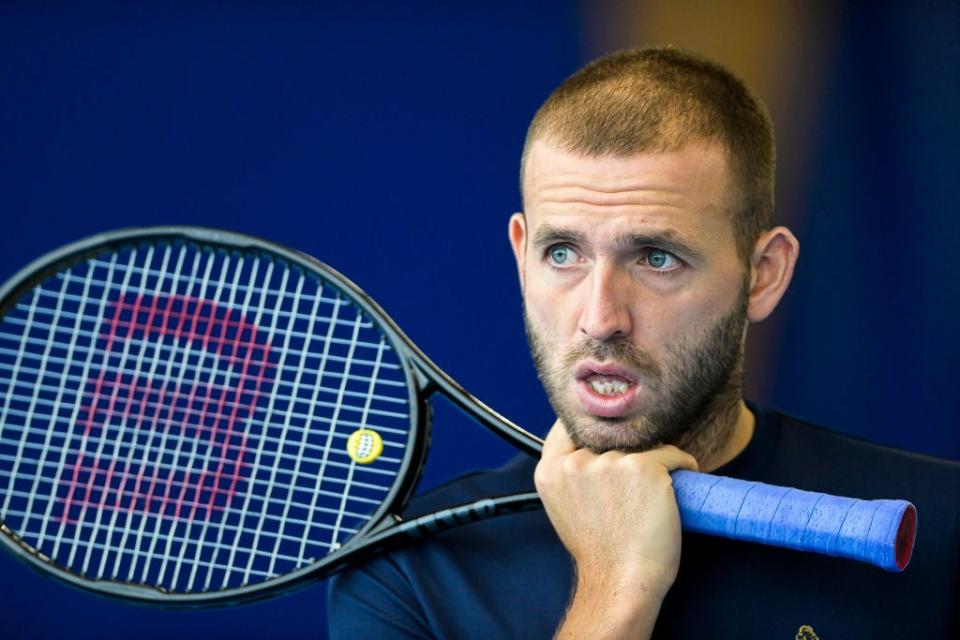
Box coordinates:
[541,420,577,460]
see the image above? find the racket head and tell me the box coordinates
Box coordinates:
[0,226,430,605]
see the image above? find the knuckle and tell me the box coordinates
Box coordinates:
[561,453,585,475]
[533,461,552,489]
[623,455,672,485]
[622,453,654,473]
[660,473,676,491]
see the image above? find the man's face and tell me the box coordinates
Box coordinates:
[511,140,750,454]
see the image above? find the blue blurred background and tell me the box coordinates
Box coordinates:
[1,2,957,638]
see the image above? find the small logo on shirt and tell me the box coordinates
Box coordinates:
[796,625,819,640]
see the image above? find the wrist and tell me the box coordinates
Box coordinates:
[558,573,667,640]
[575,561,677,604]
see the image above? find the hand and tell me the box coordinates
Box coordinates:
[534,421,699,638]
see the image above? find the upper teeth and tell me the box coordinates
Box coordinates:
[589,379,629,396]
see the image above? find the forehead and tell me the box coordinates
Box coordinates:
[522,140,737,249]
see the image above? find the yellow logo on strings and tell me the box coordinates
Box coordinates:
[346,429,384,464]
[796,625,820,640]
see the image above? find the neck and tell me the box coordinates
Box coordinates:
[699,400,754,472]
[672,397,755,473]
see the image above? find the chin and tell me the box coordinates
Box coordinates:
[566,416,660,454]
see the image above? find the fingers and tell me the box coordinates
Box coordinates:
[641,445,700,474]
[541,420,577,459]
[533,424,697,604]
[541,419,699,473]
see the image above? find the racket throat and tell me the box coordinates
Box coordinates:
[395,499,498,540]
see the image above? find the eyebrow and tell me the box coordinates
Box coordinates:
[614,231,705,263]
[530,226,586,249]
[530,224,705,263]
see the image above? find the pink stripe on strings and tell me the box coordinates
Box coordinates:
[62,292,275,523]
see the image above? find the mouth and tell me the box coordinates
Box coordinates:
[573,362,643,418]
[585,375,631,396]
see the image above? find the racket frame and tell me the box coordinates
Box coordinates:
[0,226,541,606]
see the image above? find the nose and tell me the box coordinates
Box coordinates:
[578,262,633,342]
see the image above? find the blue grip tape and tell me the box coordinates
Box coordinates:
[671,471,917,571]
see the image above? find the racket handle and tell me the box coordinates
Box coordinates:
[671,470,917,571]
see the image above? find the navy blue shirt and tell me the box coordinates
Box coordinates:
[328,407,960,638]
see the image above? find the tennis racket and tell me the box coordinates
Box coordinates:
[0,227,916,608]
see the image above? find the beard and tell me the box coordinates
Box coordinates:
[524,280,749,460]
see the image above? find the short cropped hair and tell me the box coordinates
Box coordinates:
[522,47,775,262]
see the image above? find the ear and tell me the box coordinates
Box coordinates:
[747,226,800,322]
[508,212,527,291]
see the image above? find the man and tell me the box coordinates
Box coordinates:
[329,48,959,638]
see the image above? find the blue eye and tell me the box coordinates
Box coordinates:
[646,249,679,270]
[548,245,577,266]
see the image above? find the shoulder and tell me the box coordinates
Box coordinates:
[328,454,567,639]
[764,408,960,487]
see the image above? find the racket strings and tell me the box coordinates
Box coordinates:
[0,240,413,594]
[0,399,410,455]
[0,358,410,419]
[53,264,375,329]
[4,296,397,364]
